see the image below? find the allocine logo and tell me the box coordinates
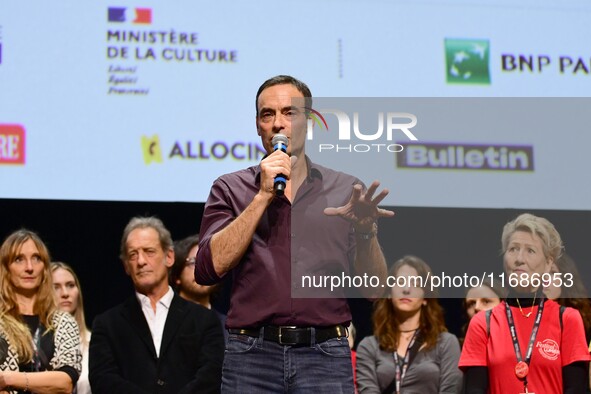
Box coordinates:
[141,134,163,164]
[445,39,491,85]
[108,7,152,24]
[396,143,533,171]
[0,125,26,165]
[141,135,265,165]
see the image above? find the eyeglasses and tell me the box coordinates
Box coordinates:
[185,257,196,267]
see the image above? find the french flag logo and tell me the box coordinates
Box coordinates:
[108,7,152,24]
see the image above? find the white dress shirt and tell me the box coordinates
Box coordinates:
[77,330,92,394]
[136,286,174,357]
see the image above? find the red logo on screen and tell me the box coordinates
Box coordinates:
[0,124,26,164]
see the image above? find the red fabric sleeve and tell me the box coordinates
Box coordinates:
[459,310,489,369]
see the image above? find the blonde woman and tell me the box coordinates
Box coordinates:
[51,262,91,394]
[460,213,591,393]
[0,229,81,393]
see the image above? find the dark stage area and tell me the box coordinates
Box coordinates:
[2,198,589,347]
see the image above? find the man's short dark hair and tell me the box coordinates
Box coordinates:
[255,75,313,116]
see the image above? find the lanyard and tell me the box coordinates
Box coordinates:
[504,298,545,391]
[392,330,419,394]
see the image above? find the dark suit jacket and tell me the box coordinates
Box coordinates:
[89,293,224,394]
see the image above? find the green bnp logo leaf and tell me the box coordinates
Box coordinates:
[445,39,490,85]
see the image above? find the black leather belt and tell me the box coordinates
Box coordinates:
[229,325,347,346]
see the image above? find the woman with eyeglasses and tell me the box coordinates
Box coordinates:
[170,234,226,341]
[51,262,92,394]
[0,229,81,393]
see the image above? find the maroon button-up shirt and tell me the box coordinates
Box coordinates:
[196,157,360,328]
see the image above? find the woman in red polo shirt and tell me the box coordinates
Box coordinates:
[460,213,590,393]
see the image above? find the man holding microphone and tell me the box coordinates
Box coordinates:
[196,75,393,393]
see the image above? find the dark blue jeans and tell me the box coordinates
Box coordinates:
[222,329,355,393]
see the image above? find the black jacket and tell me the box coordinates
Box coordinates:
[89,293,224,394]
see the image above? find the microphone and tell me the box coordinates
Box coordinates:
[271,134,289,196]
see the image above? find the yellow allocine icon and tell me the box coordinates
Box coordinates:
[141,134,163,164]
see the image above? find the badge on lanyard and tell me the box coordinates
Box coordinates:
[514,360,529,379]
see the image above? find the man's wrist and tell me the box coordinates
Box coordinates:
[255,189,275,205]
[355,222,378,240]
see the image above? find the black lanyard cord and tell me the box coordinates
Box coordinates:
[504,298,545,390]
[392,329,420,394]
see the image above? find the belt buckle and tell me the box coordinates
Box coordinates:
[278,326,298,345]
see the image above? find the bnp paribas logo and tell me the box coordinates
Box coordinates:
[444,39,490,85]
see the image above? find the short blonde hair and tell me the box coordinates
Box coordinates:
[501,213,563,262]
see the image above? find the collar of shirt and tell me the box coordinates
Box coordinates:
[135,286,174,312]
